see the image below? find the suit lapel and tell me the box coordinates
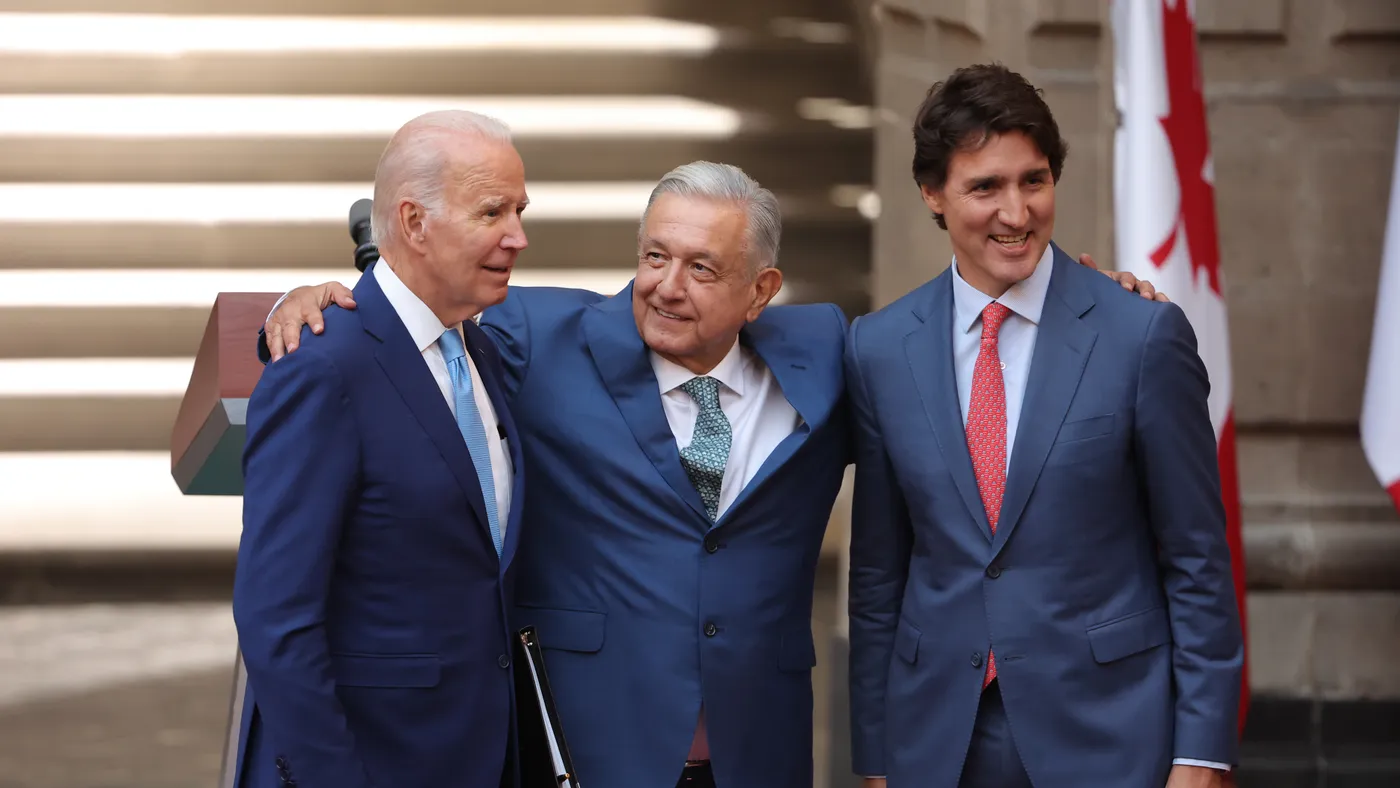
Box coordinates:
[905,273,994,542]
[464,319,526,568]
[719,315,817,522]
[356,272,493,541]
[993,251,1098,554]
[582,287,711,525]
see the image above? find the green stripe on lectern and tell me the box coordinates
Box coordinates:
[173,397,248,496]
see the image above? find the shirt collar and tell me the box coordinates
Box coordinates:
[950,242,1055,335]
[650,339,747,398]
[373,258,461,352]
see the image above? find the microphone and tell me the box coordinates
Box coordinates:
[349,198,378,272]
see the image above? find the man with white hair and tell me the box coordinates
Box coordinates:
[232,110,528,788]
[262,158,1159,787]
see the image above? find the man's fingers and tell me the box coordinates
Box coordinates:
[281,322,302,353]
[1155,291,1172,303]
[1078,252,1099,271]
[315,282,355,310]
[302,305,325,335]
[266,328,286,362]
[329,283,356,309]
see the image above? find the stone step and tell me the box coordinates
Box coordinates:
[0,32,863,106]
[0,132,871,190]
[0,214,867,271]
[0,180,871,360]
[0,261,862,363]
[0,0,855,27]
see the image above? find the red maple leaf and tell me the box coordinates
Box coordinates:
[1149,0,1222,295]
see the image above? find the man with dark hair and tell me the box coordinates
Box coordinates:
[846,64,1243,788]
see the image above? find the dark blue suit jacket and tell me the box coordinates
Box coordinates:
[845,246,1244,788]
[479,284,850,788]
[233,270,525,788]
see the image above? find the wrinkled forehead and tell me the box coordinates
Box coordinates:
[445,140,526,194]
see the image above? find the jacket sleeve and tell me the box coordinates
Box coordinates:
[1133,302,1245,765]
[478,289,533,400]
[232,344,375,788]
[844,315,914,777]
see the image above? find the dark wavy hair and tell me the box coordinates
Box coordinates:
[912,63,1068,229]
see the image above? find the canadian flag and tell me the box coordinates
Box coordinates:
[1111,0,1249,730]
[1362,117,1400,516]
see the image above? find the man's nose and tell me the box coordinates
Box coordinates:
[656,260,689,299]
[501,214,528,250]
[998,191,1029,229]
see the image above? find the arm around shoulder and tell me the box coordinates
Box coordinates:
[1133,303,1244,766]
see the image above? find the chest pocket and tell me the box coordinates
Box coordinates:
[1045,413,1116,467]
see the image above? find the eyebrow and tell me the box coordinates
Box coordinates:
[963,168,1052,190]
[641,240,719,262]
[478,194,528,211]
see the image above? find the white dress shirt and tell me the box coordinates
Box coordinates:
[651,338,801,762]
[373,261,513,534]
[650,340,800,519]
[948,247,1227,774]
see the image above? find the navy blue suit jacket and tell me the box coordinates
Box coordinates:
[479,284,850,788]
[845,247,1244,788]
[233,270,525,788]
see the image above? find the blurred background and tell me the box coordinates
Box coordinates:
[0,1,1396,787]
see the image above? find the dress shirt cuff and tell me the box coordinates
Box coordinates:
[1173,758,1230,770]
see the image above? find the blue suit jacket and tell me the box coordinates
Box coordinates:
[845,246,1243,788]
[233,270,526,788]
[479,284,850,788]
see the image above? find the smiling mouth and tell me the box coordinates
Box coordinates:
[483,264,511,274]
[654,307,688,321]
[991,233,1029,246]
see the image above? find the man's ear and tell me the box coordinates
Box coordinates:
[746,267,784,322]
[919,183,945,216]
[399,199,429,251]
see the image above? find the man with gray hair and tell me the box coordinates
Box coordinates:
[233,110,528,787]
[262,158,1158,787]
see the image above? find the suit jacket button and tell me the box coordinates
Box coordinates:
[704,622,718,637]
[704,533,720,554]
[971,652,983,668]
[985,565,1001,579]
[498,654,511,669]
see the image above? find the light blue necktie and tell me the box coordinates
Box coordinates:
[438,328,502,556]
[679,376,732,522]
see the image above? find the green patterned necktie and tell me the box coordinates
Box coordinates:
[678,376,732,521]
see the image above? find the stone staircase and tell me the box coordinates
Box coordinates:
[0,0,872,600]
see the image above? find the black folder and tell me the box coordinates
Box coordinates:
[513,626,581,787]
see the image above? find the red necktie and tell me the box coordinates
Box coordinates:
[967,302,1011,688]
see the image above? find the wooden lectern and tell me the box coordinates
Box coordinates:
[169,291,280,788]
